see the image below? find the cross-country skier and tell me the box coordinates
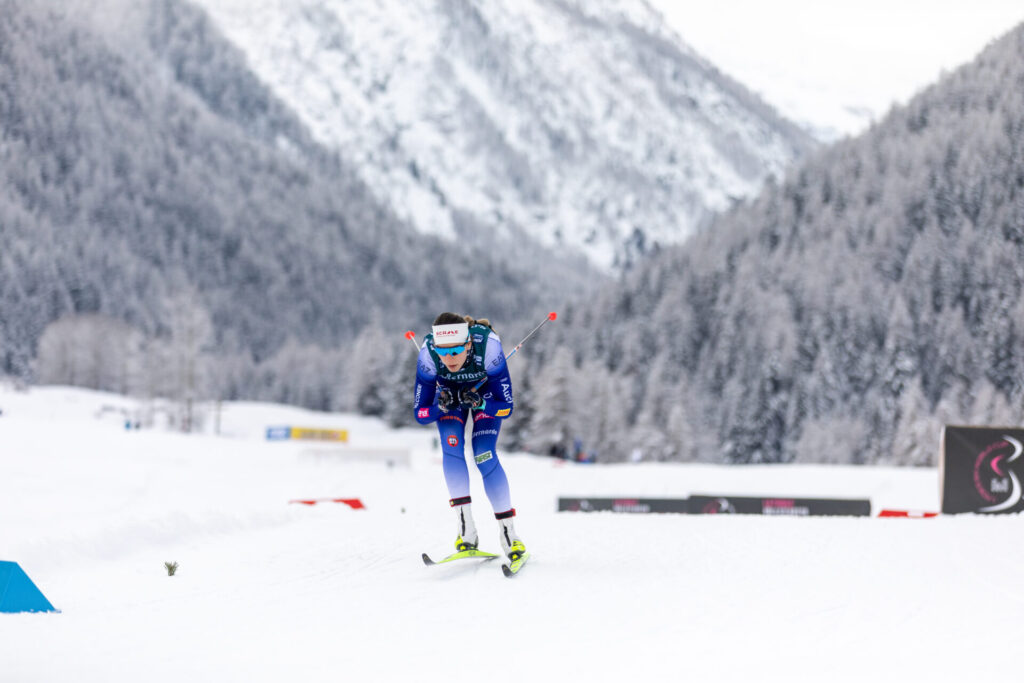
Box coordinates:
[413,312,525,560]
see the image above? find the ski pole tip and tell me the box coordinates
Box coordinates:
[404,330,416,340]
[548,311,558,321]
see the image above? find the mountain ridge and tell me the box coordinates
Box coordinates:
[0,0,591,390]
[509,22,1024,464]
[192,0,816,269]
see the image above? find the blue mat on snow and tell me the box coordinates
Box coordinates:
[0,561,58,613]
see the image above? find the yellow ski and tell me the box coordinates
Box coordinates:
[422,548,499,566]
[501,552,530,577]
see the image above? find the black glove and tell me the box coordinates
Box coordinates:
[460,389,485,410]
[437,388,455,412]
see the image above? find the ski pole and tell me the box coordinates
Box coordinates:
[502,311,557,365]
[471,311,557,391]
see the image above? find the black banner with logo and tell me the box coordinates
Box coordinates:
[942,426,1024,514]
[557,496,869,516]
[688,495,870,517]
[557,497,690,514]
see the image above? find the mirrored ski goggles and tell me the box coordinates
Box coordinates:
[435,342,470,356]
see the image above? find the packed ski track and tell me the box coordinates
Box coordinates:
[1,385,1021,682]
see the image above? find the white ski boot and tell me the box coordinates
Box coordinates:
[496,510,525,560]
[453,499,479,551]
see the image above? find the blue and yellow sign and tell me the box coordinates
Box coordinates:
[266,426,349,443]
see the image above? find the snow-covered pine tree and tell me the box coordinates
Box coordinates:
[523,346,576,458]
[161,291,215,432]
[889,381,936,466]
[35,314,142,394]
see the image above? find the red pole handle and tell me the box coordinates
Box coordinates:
[404,330,421,353]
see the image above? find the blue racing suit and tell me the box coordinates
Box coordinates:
[413,328,515,514]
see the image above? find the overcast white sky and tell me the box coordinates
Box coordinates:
[649,1,1024,139]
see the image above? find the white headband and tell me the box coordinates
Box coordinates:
[432,322,469,345]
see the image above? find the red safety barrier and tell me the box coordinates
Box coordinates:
[290,498,365,509]
[877,509,938,518]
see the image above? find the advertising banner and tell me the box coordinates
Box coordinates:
[557,497,690,513]
[265,426,292,441]
[265,426,349,442]
[558,496,870,516]
[688,495,870,516]
[941,426,1024,514]
[290,427,348,442]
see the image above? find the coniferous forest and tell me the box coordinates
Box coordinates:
[519,24,1024,465]
[3,0,1024,465]
[0,0,593,423]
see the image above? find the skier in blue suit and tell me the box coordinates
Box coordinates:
[413,312,525,560]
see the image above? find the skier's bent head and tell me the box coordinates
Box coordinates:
[432,312,473,372]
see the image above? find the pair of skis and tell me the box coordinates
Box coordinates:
[422,548,530,577]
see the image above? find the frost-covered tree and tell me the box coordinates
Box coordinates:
[155,291,215,431]
[346,325,392,418]
[0,0,595,405]
[36,314,142,393]
[889,382,937,466]
[514,22,1024,465]
[522,346,576,457]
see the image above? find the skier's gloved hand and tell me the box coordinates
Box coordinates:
[437,388,455,412]
[460,389,485,411]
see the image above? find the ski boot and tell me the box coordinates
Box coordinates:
[452,498,479,551]
[497,509,525,560]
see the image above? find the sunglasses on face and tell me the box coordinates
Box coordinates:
[436,342,469,357]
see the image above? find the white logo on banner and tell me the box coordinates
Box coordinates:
[980,435,1023,513]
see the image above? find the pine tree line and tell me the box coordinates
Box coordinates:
[513,23,1024,465]
[11,0,1023,467]
[0,0,594,395]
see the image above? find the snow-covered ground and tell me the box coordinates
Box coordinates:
[2,384,1020,682]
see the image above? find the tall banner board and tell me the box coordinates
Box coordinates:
[942,426,1024,514]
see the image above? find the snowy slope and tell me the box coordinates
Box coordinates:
[190,0,814,269]
[3,385,1019,682]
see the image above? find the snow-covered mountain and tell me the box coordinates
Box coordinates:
[192,0,815,268]
[0,0,598,381]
